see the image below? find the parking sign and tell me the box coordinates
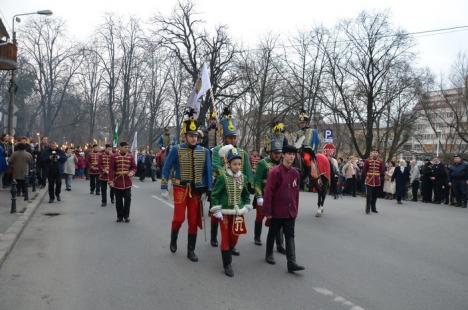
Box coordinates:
[324,129,333,143]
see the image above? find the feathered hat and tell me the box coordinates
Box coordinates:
[219,144,241,163]
[299,109,310,123]
[219,107,238,138]
[181,109,199,135]
[264,121,286,153]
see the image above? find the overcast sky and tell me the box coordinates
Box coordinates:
[2,0,468,76]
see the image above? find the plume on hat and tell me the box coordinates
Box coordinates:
[219,144,235,160]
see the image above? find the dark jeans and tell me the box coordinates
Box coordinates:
[89,174,100,193]
[433,180,444,203]
[115,188,131,219]
[452,180,467,206]
[40,167,48,186]
[366,185,379,213]
[395,181,406,202]
[15,179,29,200]
[421,180,432,202]
[266,218,295,255]
[411,180,420,201]
[48,175,61,200]
[345,176,356,196]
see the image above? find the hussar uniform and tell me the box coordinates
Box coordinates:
[108,146,137,222]
[98,148,114,206]
[253,123,286,251]
[161,116,212,262]
[211,147,251,277]
[210,109,253,250]
[362,154,385,214]
[86,148,101,195]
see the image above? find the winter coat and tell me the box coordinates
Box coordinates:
[8,150,33,180]
[64,154,77,175]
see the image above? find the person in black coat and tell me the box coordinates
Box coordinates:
[392,159,410,204]
[420,159,433,202]
[431,157,447,204]
[43,142,66,203]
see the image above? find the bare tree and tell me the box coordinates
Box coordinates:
[20,17,83,136]
[322,11,415,158]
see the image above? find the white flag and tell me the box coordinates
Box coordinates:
[131,131,138,165]
[186,63,211,117]
[196,63,211,101]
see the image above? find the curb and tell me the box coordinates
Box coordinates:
[0,189,47,269]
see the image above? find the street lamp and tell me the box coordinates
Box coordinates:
[435,130,441,157]
[7,10,53,136]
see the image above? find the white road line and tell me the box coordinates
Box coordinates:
[313,287,365,310]
[152,195,174,209]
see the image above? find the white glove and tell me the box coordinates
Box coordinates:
[161,189,169,199]
[256,197,264,206]
[213,210,223,220]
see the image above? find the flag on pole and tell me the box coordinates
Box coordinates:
[131,131,138,165]
[311,128,321,152]
[113,124,119,147]
[186,63,211,117]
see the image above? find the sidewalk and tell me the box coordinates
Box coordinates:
[0,186,47,268]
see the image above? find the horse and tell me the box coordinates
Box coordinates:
[294,147,331,217]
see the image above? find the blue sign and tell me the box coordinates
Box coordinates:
[324,129,333,142]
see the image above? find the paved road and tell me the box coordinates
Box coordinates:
[0,179,467,310]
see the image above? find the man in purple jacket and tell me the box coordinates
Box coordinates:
[263,144,305,273]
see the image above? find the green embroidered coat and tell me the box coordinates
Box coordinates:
[211,169,251,215]
[254,157,280,199]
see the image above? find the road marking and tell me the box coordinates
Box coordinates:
[152,195,173,209]
[313,287,365,310]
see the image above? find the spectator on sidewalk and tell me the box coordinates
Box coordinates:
[8,143,33,211]
[431,157,447,204]
[64,147,77,191]
[448,154,468,208]
[420,159,433,202]
[75,150,86,179]
[0,138,7,188]
[392,159,410,204]
[38,136,50,188]
[409,160,420,201]
[383,161,396,199]
[342,157,358,197]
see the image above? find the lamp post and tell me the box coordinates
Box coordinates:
[7,10,53,136]
[435,130,441,157]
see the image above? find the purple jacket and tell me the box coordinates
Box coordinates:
[263,164,300,219]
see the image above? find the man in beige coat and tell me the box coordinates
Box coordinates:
[8,143,33,212]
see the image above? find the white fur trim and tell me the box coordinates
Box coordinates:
[210,205,222,213]
[221,205,248,215]
[226,168,242,177]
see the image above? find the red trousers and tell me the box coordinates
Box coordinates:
[255,203,265,223]
[171,185,202,235]
[220,215,240,251]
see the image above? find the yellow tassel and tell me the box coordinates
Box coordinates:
[189,120,196,131]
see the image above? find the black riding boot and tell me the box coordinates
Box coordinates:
[254,222,262,245]
[187,234,199,262]
[210,222,218,247]
[221,251,234,277]
[286,238,304,273]
[276,227,286,254]
[170,230,179,253]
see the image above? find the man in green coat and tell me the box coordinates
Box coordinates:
[253,123,286,253]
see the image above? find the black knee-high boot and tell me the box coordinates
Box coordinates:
[187,234,199,262]
[286,238,304,273]
[221,251,233,277]
[254,222,262,245]
[170,229,179,253]
[210,222,218,247]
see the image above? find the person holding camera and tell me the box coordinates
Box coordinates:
[43,142,66,203]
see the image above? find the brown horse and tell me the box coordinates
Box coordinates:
[294,148,331,217]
